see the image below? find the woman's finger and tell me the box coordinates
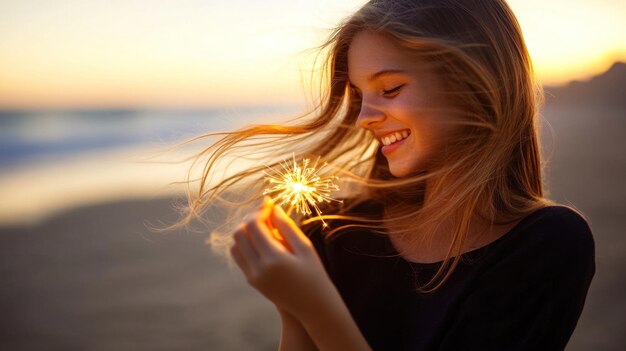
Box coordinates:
[232,224,261,266]
[245,197,287,254]
[230,244,250,273]
[270,201,313,256]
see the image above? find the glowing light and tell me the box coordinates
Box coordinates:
[263,153,342,228]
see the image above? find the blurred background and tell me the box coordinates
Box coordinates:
[0,0,624,350]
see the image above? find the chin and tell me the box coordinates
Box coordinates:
[388,164,411,178]
[388,159,426,178]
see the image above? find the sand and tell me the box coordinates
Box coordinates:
[0,198,280,350]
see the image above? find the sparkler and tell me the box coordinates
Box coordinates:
[263,153,342,229]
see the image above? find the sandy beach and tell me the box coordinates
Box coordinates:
[0,103,624,350]
[0,197,281,350]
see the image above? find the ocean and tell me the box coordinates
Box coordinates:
[0,106,301,224]
[0,106,300,171]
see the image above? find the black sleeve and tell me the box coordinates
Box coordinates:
[439,209,596,351]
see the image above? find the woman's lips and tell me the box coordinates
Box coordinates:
[381,135,409,156]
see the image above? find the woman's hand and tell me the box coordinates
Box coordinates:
[230,196,373,350]
[229,196,335,320]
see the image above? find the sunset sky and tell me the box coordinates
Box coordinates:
[0,0,624,109]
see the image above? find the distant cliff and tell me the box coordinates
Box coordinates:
[543,62,626,108]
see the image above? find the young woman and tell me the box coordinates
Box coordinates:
[175,0,596,349]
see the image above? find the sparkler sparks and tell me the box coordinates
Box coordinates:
[263,154,342,228]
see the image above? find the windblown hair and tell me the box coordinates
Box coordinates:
[169,0,560,293]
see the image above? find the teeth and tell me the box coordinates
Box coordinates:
[381,130,410,146]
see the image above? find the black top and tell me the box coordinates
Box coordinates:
[302,200,596,351]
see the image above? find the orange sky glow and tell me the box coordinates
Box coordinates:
[0,0,624,109]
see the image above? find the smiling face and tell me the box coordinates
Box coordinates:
[348,31,462,178]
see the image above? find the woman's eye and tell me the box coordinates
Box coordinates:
[382,84,404,96]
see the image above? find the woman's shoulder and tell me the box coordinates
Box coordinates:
[467,204,596,291]
[500,204,595,267]
[521,204,594,246]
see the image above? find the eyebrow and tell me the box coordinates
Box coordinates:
[348,69,407,88]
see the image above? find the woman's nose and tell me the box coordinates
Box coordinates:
[356,102,386,129]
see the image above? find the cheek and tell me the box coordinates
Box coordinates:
[402,123,443,169]
[416,116,454,145]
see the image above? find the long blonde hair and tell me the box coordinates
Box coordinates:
[168,0,558,293]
